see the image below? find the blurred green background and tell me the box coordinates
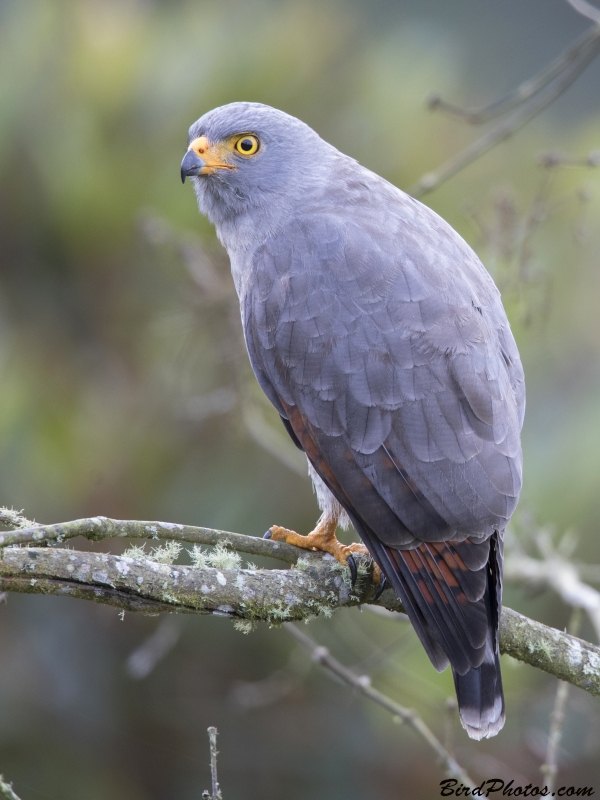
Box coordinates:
[1,0,600,797]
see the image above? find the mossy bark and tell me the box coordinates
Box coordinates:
[2,518,600,697]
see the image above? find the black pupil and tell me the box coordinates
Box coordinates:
[240,138,254,152]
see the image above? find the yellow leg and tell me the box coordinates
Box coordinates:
[268,514,381,581]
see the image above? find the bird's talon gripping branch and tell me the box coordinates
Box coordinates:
[374,574,388,601]
[267,519,382,585]
[347,554,358,587]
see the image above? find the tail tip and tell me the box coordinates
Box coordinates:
[460,710,506,740]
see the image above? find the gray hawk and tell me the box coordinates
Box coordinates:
[181,102,525,740]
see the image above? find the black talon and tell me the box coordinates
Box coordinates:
[347,554,358,587]
[374,574,387,601]
[263,530,272,539]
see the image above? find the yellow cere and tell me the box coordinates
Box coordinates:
[187,136,237,174]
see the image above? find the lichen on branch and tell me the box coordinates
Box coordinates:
[1,515,600,697]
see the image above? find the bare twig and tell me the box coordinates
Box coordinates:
[0,515,301,565]
[540,683,570,791]
[504,532,600,640]
[444,697,458,760]
[566,0,600,25]
[0,776,22,800]
[412,17,600,196]
[140,216,307,478]
[241,403,307,476]
[126,617,182,679]
[540,608,582,794]
[202,727,223,800]
[284,623,475,787]
[538,149,600,168]
[427,24,600,125]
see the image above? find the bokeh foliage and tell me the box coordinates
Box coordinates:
[1,1,600,797]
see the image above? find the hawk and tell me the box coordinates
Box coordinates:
[181,102,525,739]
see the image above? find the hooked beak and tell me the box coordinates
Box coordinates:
[181,149,205,183]
[181,135,237,183]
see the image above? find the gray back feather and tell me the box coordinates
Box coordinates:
[243,161,524,546]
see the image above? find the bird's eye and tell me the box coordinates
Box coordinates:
[234,135,260,156]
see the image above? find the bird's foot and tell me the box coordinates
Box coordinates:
[264,517,381,584]
[266,515,350,562]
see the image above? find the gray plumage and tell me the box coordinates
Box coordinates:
[183,102,525,739]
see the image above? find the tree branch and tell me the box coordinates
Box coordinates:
[0,515,301,564]
[540,608,582,794]
[284,623,476,787]
[202,727,223,800]
[0,776,22,800]
[2,517,600,698]
[426,24,600,125]
[411,11,600,197]
[505,534,600,640]
[566,0,600,25]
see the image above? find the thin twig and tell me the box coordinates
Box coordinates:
[411,18,600,196]
[427,24,600,124]
[284,623,475,787]
[0,776,22,800]
[202,727,223,800]
[538,149,600,168]
[540,608,582,794]
[126,617,183,679]
[444,697,458,760]
[513,170,553,287]
[566,0,600,25]
[504,537,600,640]
[0,515,301,564]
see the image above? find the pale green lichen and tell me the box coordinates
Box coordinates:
[268,600,295,621]
[207,543,242,570]
[0,506,36,529]
[538,640,554,661]
[188,544,210,569]
[188,542,242,570]
[151,541,182,565]
[313,603,334,618]
[123,543,147,560]
[233,619,256,634]
[273,572,343,623]
[124,541,182,565]
[161,592,181,604]
[235,573,247,591]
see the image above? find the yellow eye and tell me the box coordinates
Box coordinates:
[234,135,260,156]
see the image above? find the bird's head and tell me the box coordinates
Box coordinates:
[181,102,334,234]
